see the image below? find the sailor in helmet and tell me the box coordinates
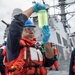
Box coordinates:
[5,3,55,75]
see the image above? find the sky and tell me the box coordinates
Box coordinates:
[0,0,75,43]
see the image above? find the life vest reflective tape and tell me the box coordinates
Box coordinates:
[37,49,43,61]
[29,47,43,61]
[30,47,38,60]
[24,49,26,60]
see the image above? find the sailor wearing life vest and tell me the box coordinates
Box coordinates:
[49,43,59,71]
[69,48,75,75]
[4,3,55,75]
[0,38,7,75]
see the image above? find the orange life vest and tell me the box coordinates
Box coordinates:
[72,56,75,75]
[3,38,47,75]
[54,47,58,55]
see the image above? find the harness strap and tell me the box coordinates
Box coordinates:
[27,49,32,69]
[23,46,43,75]
[16,40,44,74]
[8,68,16,72]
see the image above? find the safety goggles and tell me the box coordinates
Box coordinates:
[23,27,35,32]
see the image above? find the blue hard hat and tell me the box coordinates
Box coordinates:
[24,19,36,27]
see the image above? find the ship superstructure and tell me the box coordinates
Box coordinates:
[31,13,70,60]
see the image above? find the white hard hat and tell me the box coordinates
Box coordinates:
[11,8,23,20]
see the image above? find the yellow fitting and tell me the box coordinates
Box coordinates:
[11,66,15,69]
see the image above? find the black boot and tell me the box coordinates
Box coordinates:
[49,68,52,70]
[56,68,58,71]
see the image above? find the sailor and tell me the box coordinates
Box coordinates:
[49,43,59,71]
[69,48,75,75]
[4,3,55,75]
[0,38,7,75]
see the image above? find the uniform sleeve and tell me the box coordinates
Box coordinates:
[44,56,55,67]
[0,49,4,63]
[69,49,75,75]
[6,14,28,61]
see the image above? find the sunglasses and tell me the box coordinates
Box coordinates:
[23,27,35,32]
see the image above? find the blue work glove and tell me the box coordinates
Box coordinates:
[32,2,46,12]
[41,25,50,44]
